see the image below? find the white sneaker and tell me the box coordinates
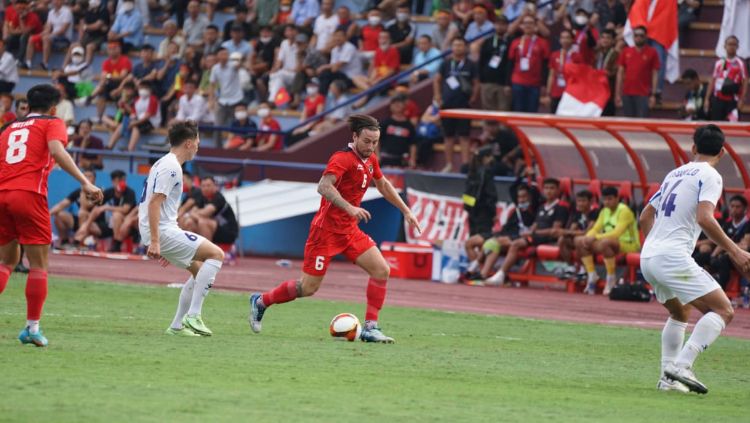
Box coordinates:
[583,273,598,295]
[656,376,690,393]
[485,270,505,286]
[603,276,616,296]
[664,364,708,394]
[467,260,480,273]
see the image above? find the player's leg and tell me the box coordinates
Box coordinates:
[166,261,201,337]
[127,126,141,151]
[482,236,511,280]
[19,244,50,346]
[575,235,598,293]
[53,211,74,245]
[465,234,484,263]
[353,245,394,343]
[196,217,218,241]
[594,238,620,295]
[180,239,224,335]
[109,211,128,252]
[0,240,20,295]
[490,238,528,285]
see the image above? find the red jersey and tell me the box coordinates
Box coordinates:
[0,115,68,196]
[712,57,747,101]
[361,24,383,52]
[102,55,133,79]
[572,27,598,65]
[617,45,659,96]
[311,147,383,234]
[549,49,581,98]
[374,47,400,77]
[509,35,550,87]
[5,6,43,34]
[258,117,282,150]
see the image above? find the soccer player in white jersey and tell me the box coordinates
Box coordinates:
[138,120,226,337]
[640,124,750,394]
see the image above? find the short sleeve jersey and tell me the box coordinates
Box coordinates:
[567,208,599,230]
[194,191,239,231]
[311,147,383,234]
[641,162,723,258]
[138,153,183,238]
[535,200,569,230]
[0,115,68,196]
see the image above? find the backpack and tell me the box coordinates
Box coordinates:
[609,282,652,302]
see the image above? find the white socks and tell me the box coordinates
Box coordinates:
[661,318,687,375]
[675,312,726,368]
[27,320,40,334]
[187,259,222,316]
[170,277,195,329]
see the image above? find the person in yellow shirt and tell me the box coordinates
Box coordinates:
[574,186,640,295]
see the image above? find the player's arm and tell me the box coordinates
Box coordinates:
[49,140,103,204]
[49,198,72,215]
[191,204,217,218]
[317,173,371,222]
[697,201,750,274]
[146,193,167,259]
[535,220,564,238]
[178,198,196,217]
[585,213,604,238]
[597,207,634,239]
[374,176,421,233]
[639,204,656,238]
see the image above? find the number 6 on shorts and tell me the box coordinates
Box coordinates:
[315,256,325,271]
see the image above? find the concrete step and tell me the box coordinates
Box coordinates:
[683,22,720,50]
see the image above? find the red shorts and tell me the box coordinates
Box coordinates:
[0,190,52,245]
[302,226,376,276]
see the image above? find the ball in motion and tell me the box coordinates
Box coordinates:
[329,313,362,342]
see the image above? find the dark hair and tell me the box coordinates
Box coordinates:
[560,29,574,38]
[601,29,616,39]
[201,176,216,183]
[15,97,27,107]
[602,186,618,198]
[141,44,154,51]
[576,190,593,200]
[575,8,590,16]
[452,37,467,45]
[348,114,380,135]
[729,194,748,208]
[634,25,647,34]
[542,177,560,187]
[168,120,199,147]
[681,68,699,80]
[693,124,724,156]
[27,84,61,113]
[207,24,219,31]
[726,35,739,44]
[77,118,93,131]
[183,170,192,178]
[516,184,531,195]
[110,169,126,180]
[122,81,136,91]
[419,34,432,43]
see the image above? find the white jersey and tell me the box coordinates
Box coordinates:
[641,161,723,258]
[138,152,183,243]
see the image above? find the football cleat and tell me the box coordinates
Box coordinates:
[165,327,201,337]
[664,365,708,394]
[248,293,265,334]
[18,327,48,347]
[360,326,395,343]
[656,376,690,393]
[182,314,212,336]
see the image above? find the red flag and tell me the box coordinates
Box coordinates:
[556,62,610,117]
[274,87,291,107]
[624,0,679,82]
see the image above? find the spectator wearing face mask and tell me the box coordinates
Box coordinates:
[224,104,258,150]
[291,78,325,139]
[62,46,94,101]
[359,9,384,60]
[570,9,598,66]
[77,0,110,65]
[114,82,160,151]
[386,4,416,65]
[254,103,283,151]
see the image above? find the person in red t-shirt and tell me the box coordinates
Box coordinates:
[254,102,283,151]
[3,0,43,61]
[291,78,326,138]
[91,42,133,122]
[704,36,748,122]
[0,84,103,347]
[570,9,598,66]
[359,9,383,59]
[615,25,660,118]
[508,15,550,113]
[249,114,422,343]
[353,31,400,109]
[543,30,581,113]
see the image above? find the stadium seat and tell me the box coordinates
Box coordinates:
[618,180,633,207]
[588,180,602,204]
[535,245,560,261]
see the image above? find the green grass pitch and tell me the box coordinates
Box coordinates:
[0,276,748,422]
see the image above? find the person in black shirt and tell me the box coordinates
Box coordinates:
[73,169,136,247]
[49,169,98,247]
[433,37,479,172]
[386,4,416,65]
[78,0,110,65]
[479,15,512,111]
[710,195,750,289]
[557,189,598,264]
[486,177,568,285]
[680,68,708,121]
[379,94,417,168]
[188,176,239,245]
[222,4,253,42]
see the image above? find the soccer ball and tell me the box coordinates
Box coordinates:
[329,313,362,342]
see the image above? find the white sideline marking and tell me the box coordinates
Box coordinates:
[0,311,135,319]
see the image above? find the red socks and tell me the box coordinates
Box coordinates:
[365,278,387,321]
[0,264,10,295]
[262,280,298,307]
[25,269,48,320]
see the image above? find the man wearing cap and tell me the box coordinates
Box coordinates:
[223,5,253,42]
[108,0,144,53]
[221,24,253,59]
[209,48,244,131]
[183,0,209,47]
[62,45,93,97]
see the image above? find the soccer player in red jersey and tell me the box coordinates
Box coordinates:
[0,84,103,347]
[249,114,421,343]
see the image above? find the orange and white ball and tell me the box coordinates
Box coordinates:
[329,313,362,342]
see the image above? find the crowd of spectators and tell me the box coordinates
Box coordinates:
[460,161,749,304]
[0,0,743,169]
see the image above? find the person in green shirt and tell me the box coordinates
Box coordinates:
[575,186,640,295]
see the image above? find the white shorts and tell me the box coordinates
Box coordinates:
[640,254,721,305]
[143,226,205,269]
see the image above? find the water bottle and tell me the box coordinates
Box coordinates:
[742,285,749,309]
[276,259,292,269]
